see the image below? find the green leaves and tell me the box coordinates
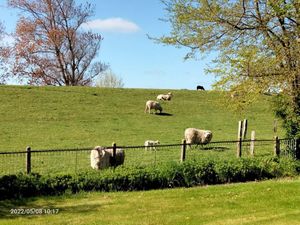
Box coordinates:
[156,0,300,136]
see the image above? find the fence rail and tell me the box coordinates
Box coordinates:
[0,138,299,176]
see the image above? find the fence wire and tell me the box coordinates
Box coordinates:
[121,144,183,167]
[0,138,298,176]
[280,139,297,158]
[0,152,26,175]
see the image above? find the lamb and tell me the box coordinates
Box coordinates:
[144,140,160,150]
[184,128,213,149]
[90,146,125,170]
[144,100,163,114]
[157,92,173,101]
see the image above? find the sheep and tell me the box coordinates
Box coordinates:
[90,146,125,170]
[184,128,213,149]
[144,100,163,114]
[197,85,205,91]
[144,140,160,150]
[157,92,173,101]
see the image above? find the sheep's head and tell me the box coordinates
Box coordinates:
[99,149,106,158]
[157,105,163,113]
[92,147,106,161]
[202,131,212,144]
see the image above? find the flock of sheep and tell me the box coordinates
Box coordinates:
[144,92,172,114]
[90,91,213,170]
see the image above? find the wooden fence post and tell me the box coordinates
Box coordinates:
[237,121,243,158]
[273,119,278,136]
[242,119,248,140]
[26,146,31,174]
[250,131,255,156]
[180,139,186,162]
[274,136,280,157]
[112,142,117,167]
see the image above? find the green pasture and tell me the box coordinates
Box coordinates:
[1,177,299,225]
[0,85,283,151]
[0,85,288,175]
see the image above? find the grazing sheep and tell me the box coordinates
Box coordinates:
[90,146,125,170]
[144,100,163,114]
[157,92,173,101]
[184,128,213,148]
[197,85,205,91]
[144,140,160,150]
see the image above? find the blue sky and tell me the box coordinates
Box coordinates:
[0,0,217,90]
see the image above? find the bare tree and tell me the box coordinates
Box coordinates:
[96,70,124,88]
[0,21,10,84]
[7,0,107,86]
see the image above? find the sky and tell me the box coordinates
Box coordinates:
[0,0,217,90]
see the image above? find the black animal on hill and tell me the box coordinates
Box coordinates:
[197,85,205,91]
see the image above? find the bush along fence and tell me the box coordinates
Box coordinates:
[0,137,299,176]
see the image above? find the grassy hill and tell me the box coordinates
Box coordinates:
[0,85,283,151]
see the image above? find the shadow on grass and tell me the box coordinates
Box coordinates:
[0,199,42,219]
[0,197,107,219]
[191,146,230,151]
[155,112,173,116]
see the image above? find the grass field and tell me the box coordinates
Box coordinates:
[0,177,299,225]
[0,85,289,175]
[0,86,298,224]
[0,85,283,151]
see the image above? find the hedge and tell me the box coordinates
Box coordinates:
[0,157,299,200]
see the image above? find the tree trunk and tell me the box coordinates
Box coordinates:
[290,74,300,137]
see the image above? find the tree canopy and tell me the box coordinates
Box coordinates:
[6,0,107,86]
[157,0,300,137]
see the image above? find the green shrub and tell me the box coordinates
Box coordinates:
[0,157,299,200]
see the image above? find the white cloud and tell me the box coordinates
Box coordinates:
[82,18,140,33]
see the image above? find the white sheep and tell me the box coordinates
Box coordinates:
[184,128,213,149]
[144,140,160,150]
[90,146,125,170]
[157,92,173,101]
[144,100,163,114]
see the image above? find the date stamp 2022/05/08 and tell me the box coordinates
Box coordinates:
[10,208,60,215]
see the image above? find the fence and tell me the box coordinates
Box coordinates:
[0,138,299,176]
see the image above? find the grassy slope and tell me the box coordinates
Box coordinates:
[0,177,299,225]
[0,85,282,151]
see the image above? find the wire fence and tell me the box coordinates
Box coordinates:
[0,138,299,176]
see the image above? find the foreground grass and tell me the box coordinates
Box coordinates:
[0,177,299,225]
